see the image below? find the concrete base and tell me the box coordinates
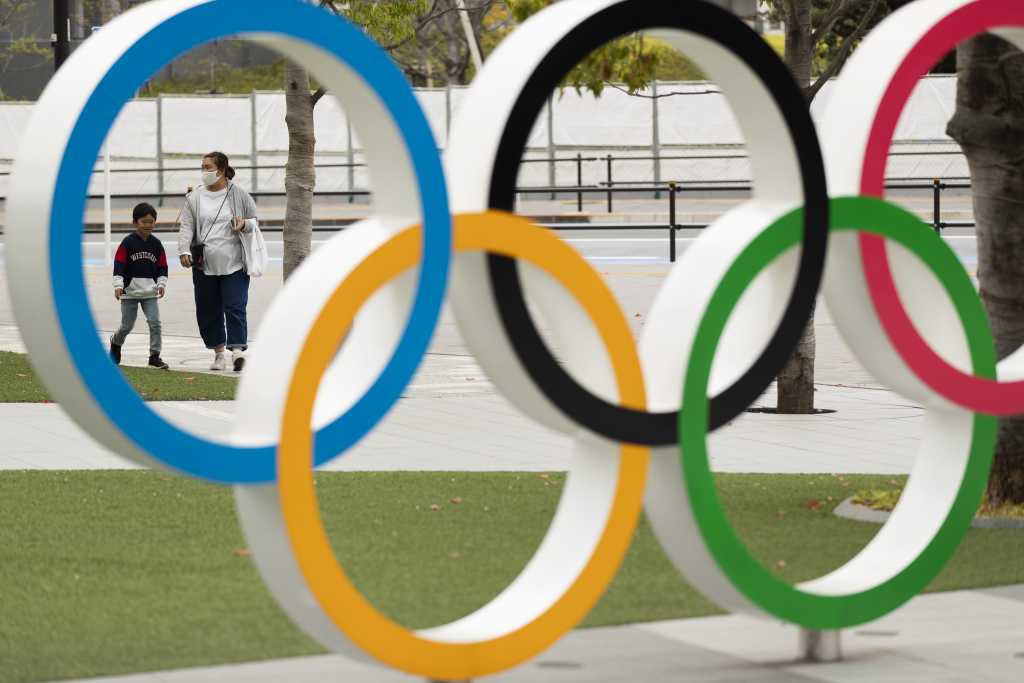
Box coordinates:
[799,629,842,662]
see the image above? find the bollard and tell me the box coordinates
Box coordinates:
[669,182,678,263]
[799,629,842,662]
[577,152,584,212]
[932,178,942,234]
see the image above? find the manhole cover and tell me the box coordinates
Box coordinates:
[536,660,583,669]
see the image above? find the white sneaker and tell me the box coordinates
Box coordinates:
[210,352,226,371]
[231,349,245,373]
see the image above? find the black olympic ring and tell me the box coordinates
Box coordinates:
[485,0,829,445]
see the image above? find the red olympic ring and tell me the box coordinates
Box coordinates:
[861,0,1024,416]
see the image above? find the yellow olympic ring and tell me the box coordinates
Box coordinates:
[277,211,649,679]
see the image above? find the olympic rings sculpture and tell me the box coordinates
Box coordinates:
[4,0,1019,678]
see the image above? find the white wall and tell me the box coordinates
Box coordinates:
[0,76,968,198]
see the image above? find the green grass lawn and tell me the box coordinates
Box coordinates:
[1,471,1022,683]
[0,351,237,402]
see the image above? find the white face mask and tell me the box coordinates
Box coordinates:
[201,169,222,188]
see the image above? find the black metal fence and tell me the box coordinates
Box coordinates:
[0,153,976,263]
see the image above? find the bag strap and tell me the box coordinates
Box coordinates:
[195,185,232,246]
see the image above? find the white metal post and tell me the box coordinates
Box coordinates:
[156,95,164,203]
[455,0,484,73]
[652,79,662,188]
[103,137,112,266]
[250,91,259,193]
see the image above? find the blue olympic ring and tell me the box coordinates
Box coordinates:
[49,0,451,484]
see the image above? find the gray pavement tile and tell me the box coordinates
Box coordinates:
[893,642,1024,683]
[981,584,1024,604]
[785,652,975,683]
[31,587,1024,683]
[491,624,819,683]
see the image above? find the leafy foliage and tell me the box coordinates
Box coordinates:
[69,0,711,96]
[326,0,433,50]
[389,1,509,86]
[508,0,701,94]
[0,0,50,98]
[650,38,708,82]
[812,0,889,78]
[141,59,287,96]
[762,0,893,99]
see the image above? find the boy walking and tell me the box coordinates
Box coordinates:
[110,203,170,370]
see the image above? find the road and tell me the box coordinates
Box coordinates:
[0,223,982,385]
[0,225,982,268]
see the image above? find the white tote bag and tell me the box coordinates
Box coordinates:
[240,221,268,277]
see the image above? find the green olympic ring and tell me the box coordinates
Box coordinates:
[679,195,997,629]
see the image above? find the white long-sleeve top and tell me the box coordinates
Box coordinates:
[177,182,259,276]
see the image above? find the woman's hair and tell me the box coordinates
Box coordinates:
[203,151,235,180]
[132,202,157,222]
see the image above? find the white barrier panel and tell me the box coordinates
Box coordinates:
[161,95,252,155]
[0,75,971,191]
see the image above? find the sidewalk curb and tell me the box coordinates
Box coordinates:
[834,496,1024,529]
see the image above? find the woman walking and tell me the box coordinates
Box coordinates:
[178,151,258,372]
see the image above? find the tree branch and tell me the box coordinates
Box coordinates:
[807,0,883,100]
[606,82,722,99]
[811,0,856,46]
[309,0,459,105]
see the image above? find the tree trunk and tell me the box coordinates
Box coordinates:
[776,0,817,413]
[947,35,1024,506]
[283,61,315,281]
[777,311,816,413]
[784,1,814,93]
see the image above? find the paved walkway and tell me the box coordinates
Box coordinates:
[44,586,1024,683]
[0,290,923,475]
[0,231,929,474]
[0,382,923,474]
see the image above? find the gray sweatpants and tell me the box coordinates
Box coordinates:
[112,298,161,354]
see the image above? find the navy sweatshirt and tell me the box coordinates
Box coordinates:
[113,233,169,300]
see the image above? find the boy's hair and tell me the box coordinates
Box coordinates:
[133,203,157,223]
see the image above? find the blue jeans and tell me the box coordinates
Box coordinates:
[193,269,249,350]
[112,297,162,354]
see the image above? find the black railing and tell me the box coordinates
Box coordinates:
[0,147,971,195]
[0,175,975,263]
[40,177,973,262]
